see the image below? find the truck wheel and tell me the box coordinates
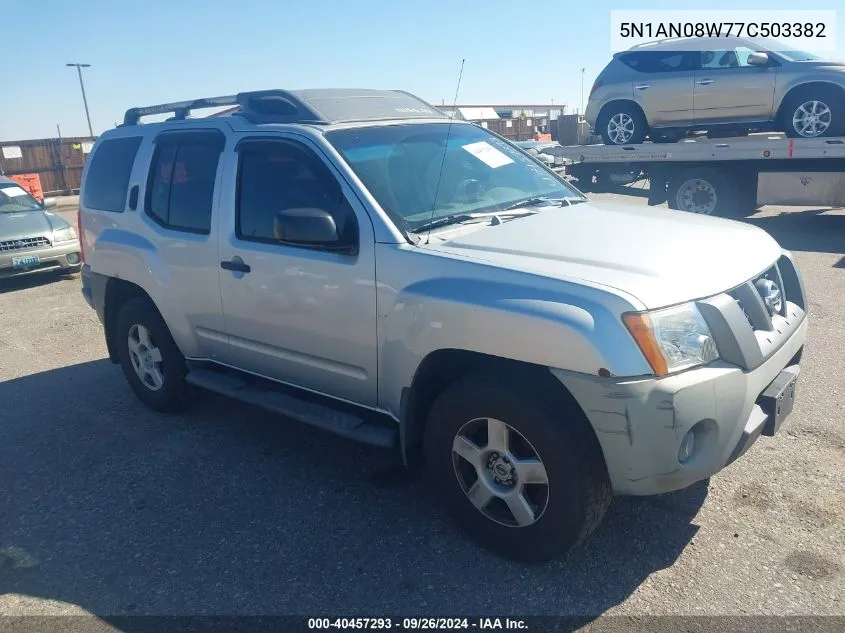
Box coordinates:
[667,167,751,217]
[115,296,190,412]
[423,370,612,563]
[598,103,647,145]
[781,87,845,138]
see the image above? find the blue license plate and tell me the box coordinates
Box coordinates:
[12,255,40,268]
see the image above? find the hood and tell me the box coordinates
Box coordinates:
[0,210,61,241]
[786,59,845,69]
[423,200,783,309]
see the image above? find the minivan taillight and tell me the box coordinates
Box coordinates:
[589,80,603,98]
[77,211,85,263]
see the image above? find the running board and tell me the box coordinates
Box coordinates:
[185,368,397,448]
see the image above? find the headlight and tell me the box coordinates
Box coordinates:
[623,303,719,376]
[53,226,77,242]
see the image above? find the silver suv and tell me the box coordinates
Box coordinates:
[587,36,845,145]
[79,88,807,562]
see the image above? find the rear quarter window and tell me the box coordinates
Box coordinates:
[618,51,693,73]
[82,137,142,212]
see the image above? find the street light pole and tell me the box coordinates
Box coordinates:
[580,67,585,116]
[66,63,93,138]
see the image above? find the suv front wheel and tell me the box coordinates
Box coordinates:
[115,296,190,412]
[423,369,612,562]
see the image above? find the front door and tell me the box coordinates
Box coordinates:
[693,46,778,123]
[216,135,378,407]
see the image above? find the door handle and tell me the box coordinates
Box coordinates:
[696,79,715,85]
[220,259,251,273]
[635,84,651,90]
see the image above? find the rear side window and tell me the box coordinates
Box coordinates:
[82,137,142,212]
[146,132,223,234]
[618,51,693,73]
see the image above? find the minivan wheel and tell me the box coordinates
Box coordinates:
[423,370,612,563]
[781,88,845,138]
[598,104,647,145]
[115,296,190,412]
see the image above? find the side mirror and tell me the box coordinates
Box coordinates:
[747,52,769,66]
[42,197,57,209]
[273,207,354,253]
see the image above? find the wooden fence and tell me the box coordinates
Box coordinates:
[0,136,96,196]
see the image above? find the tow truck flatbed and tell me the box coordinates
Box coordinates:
[540,133,845,216]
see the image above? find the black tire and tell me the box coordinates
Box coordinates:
[780,86,845,139]
[115,296,190,412]
[667,166,754,217]
[423,369,612,563]
[597,103,647,145]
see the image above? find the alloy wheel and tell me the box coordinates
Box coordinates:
[451,417,550,528]
[127,323,165,391]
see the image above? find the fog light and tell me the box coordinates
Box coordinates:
[66,253,80,265]
[678,428,697,463]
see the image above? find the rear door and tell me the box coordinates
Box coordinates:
[617,50,695,126]
[693,46,778,123]
[137,128,228,359]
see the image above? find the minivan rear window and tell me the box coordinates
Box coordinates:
[82,137,142,212]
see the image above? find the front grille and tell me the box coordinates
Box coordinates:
[727,263,788,332]
[0,236,51,252]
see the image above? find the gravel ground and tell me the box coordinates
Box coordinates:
[0,200,843,626]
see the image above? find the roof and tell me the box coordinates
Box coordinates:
[122,88,448,127]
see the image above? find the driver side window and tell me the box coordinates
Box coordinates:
[236,140,356,247]
[700,46,758,69]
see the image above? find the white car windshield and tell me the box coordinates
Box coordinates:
[326,123,582,233]
[0,183,43,213]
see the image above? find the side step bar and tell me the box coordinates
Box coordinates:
[185,368,397,448]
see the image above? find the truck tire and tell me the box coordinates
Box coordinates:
[115,296,190,412]
[423,369,612,563]
[598,103,647,145]
[667,167,753,217]
[780,86,845,139]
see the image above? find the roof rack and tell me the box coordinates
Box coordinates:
[122,88,446,126]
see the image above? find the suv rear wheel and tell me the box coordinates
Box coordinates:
[423,369,612,562]
[598,103,647,145]
[115,296,190,412]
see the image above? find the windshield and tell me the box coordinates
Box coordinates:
[325,123,582,233]
[0,183,43,213]
[753,38,822,62]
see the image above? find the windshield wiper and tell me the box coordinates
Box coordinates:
[411,209,539,234]
[498,195,588,212]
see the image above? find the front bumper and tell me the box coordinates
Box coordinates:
[550,315,808,496]
[0,240,82,278]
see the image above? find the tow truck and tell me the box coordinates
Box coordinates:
[539,133,845,216]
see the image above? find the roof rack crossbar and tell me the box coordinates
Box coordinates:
[123,94,239,125]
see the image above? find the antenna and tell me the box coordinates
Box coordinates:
[426,58,465,245]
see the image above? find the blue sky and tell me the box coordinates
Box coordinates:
[1,0,842,140]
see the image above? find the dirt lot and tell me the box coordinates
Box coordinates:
[0,197,843,622]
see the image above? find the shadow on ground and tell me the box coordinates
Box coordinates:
[0,270,78,294]
[0,360,706,619]
[744,209,845,256]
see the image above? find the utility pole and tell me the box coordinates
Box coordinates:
[66,63,94,138]
[580,67,585,116]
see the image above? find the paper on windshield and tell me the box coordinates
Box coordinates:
[1,186,29,198]
[461,141,514,169]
